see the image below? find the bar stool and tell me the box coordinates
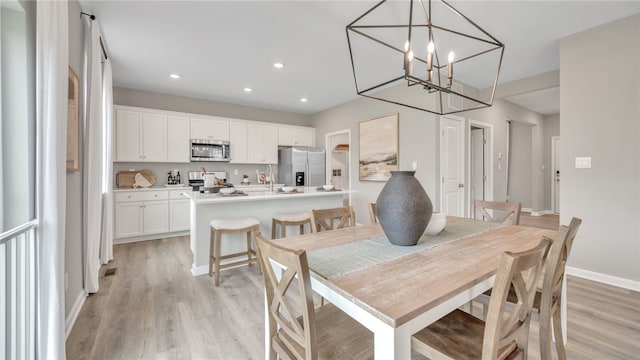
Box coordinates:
[271,212,311,239]
[209,217,260,286]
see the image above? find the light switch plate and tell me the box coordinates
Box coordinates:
[575,157,592,169]
[412,161,417,170]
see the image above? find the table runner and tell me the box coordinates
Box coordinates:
[307,218,503,279]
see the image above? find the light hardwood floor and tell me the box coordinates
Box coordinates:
[66,222,640,359]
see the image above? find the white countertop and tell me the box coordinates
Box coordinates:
[185,187,348,204]
[113,185,189,192]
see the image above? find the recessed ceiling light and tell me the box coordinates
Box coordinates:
[300,98,308,103]
[244,87,253,92]
[169,73,180,79]
[274,62,284,69]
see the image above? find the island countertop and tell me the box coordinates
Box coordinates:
[185,187,349,204]
[187,186,349,276]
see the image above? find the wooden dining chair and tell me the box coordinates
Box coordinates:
[473,200,522,225]
[309,206,355,233]
[474,217,582,360]
[368,203,377,224]
[254,232,373,360]
[412,237,551,360]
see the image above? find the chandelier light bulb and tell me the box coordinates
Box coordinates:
[448,51,455,63]
[404,40,410,52]
[427,41,434,54]
[447,51,455,86]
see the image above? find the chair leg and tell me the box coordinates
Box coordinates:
[215,230,222,287]
[209,228,215,277]
[300,224,304,235]
[271,219,277,239]
[246,230,252,265]
[552,307,567,360]
[251,229,262,276]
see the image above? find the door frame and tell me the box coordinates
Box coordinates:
[325,129,352,205]
[467,120,494,216]
[439,114,466,216]
[551,136,560,214]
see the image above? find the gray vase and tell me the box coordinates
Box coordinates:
[376,171,433,246]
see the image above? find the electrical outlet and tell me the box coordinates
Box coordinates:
[412,161,417,170]
[234,169,238,175]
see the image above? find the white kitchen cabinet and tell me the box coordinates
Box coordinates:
[142,201,169,235]
[115,109,167,162]
[114,202,143,238]
[278,126,315,147]
[229,120,248,164]
[191,116,230,141]
[247,123,278,164]
[167,115,190,162]
[169,190,190,232]
[114,190,169,239]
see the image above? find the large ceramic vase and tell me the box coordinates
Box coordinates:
[376,171,433,246]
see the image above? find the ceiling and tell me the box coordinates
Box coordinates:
[79,1,639,115]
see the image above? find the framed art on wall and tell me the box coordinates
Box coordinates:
[358,113,398,181]
[67,66,80,172]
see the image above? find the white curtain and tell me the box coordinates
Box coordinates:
[83,21,104,293]
[35,0,68,358]
[100,59,114,264]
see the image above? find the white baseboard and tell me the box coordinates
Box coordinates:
[114,231,189,245]
[65,291,87,339]
[567,266,640,292]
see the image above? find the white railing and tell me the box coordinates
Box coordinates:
[1,219,37,359]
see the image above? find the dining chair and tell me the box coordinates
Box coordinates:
[474,218,582,360]
[368,203,377,224]
[473,200,522,225]
[254,232,373,359]
[412,237,551,360]
[309,206,355,233]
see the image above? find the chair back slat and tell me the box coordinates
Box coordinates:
[368,203,378,224]
[474,200,522,225]
[310,206,355,233]
[255,232,317,360]
[482,237,552,360]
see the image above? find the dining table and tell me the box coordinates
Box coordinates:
[269,216,558,359]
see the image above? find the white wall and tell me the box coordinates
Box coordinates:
[311,96,438,225]
[113,87,312,127]
[560,14,639,283]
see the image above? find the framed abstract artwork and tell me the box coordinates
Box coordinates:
[358,113,398,181]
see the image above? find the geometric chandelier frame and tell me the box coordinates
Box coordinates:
[346,0,505,115]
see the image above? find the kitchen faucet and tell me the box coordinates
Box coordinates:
[267,164,274,192]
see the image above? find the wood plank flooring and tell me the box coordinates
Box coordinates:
[66,221,640,359]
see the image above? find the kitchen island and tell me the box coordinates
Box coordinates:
[185,187,347,276]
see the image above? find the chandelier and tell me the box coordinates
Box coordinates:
[346,0,505,115]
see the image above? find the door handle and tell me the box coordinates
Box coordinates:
[458,184,464,188]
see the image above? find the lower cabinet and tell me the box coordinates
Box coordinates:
[169,190,190,232]
[114,190,171,240]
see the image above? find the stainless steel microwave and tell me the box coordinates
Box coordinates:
[190,139,230,162]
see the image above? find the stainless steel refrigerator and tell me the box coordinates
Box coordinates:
[278,147,326,187]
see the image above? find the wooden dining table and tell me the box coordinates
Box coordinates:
[270,217,557,359]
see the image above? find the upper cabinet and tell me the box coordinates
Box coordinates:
[278,125,315,147]
[116,109,167,162]
[247,123,278,164]
[229,120,248,164]
[114,105,315,165]
[167,115,190,163]
[190,116,230,141]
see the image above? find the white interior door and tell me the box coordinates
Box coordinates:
[440,116,465,217]
[470,128,485,218]
[552,136,560,214]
